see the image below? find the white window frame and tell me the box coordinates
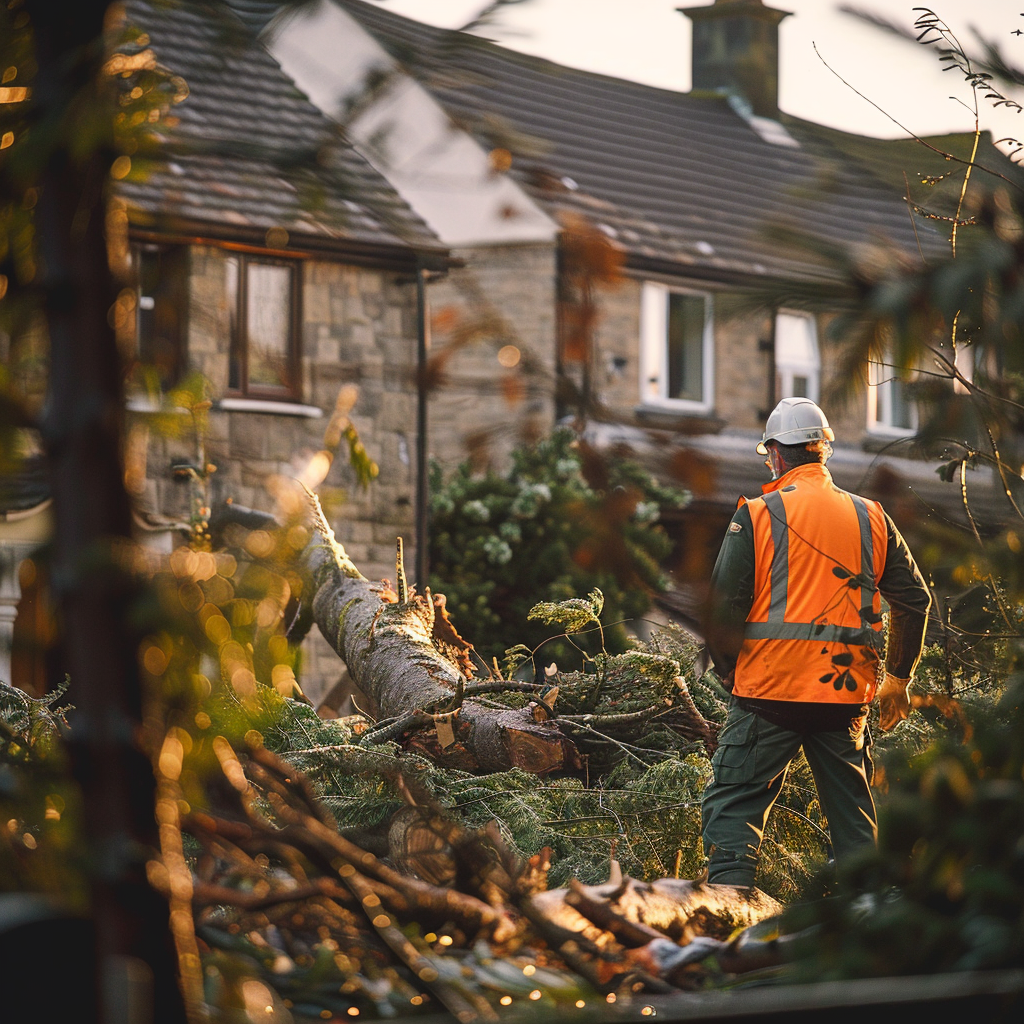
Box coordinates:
[867,350,918,436]
[639,281,714,413]
[775,309,820,402]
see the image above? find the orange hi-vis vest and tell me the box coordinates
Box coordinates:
[733,463,888,704]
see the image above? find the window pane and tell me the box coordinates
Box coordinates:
[246,263,292,391]
[137,247,186,388]
[776,312,818,402]
[890,378,914,430]
[226,256,241,391]
[868,355,916,431]
[666,293,705,402]
[775,312,816,365]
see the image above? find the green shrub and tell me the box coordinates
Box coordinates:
[427,429,689,667]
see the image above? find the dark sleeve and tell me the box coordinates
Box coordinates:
[877,511,931,678]
[702,503,756,680]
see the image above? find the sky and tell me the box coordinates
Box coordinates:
[377,0,1024,150]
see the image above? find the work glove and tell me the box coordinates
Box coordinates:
[876,672,911,732]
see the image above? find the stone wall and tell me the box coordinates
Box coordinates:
[589,274,641,416]
[140,248,420,571]
[134,246,426,705]
[712,294,775,431]
[426,242,559,473]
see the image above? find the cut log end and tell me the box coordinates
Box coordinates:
[506,726,582,775]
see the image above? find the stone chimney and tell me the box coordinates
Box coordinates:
[678,0,792,118]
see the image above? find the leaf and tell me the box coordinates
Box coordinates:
[819,673,835,684]
[527,596,600,633]
[832,566,853,579]
[342,423,379,489]
[832,652,854,667]
[502,644,532,678]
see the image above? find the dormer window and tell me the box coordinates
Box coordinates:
[639,281,714,412]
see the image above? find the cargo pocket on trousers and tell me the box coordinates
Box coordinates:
[710,709,758,784]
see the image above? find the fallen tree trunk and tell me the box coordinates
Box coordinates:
[531,869,783,947]
[300,495,583,774]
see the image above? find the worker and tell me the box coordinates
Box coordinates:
[700,397,931,887]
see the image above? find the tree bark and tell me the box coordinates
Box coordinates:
[302,498,582,774]
[26,3,184,1020]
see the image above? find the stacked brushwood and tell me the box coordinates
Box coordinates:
[186,742,790,1023]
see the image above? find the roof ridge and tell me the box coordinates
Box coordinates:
[336,0,731,105]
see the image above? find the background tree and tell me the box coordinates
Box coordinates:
[1,2,187,1019]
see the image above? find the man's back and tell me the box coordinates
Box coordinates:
[735,463,887,705]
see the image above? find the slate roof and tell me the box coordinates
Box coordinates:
[336,0,957,288]
[794,123,1024,223]
[118,1,443,263]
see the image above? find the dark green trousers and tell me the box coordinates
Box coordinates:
[701,703,877,886]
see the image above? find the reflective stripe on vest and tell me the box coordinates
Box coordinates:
[746,489,883,651]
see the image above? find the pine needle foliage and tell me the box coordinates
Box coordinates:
[249,619,833,902]
[786,647,1024,979]
[0,679,86,903]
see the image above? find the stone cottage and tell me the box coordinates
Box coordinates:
[252,0,1021,580]
[5,0,1020,699]
[2,0,450,703]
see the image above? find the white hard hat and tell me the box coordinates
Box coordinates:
[756,397,835,455]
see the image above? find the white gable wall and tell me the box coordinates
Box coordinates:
[268,3,558,248]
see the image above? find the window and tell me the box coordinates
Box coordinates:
[135,245,188,389]
[775,311,819,401]
[952,342,980,395]
[867,352,917,434]
[225,255,300,399]
[640,282,713,411]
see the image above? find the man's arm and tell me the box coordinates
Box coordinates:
[703,503,756,681]
[876,511,931,730]
[878,511,931,678]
